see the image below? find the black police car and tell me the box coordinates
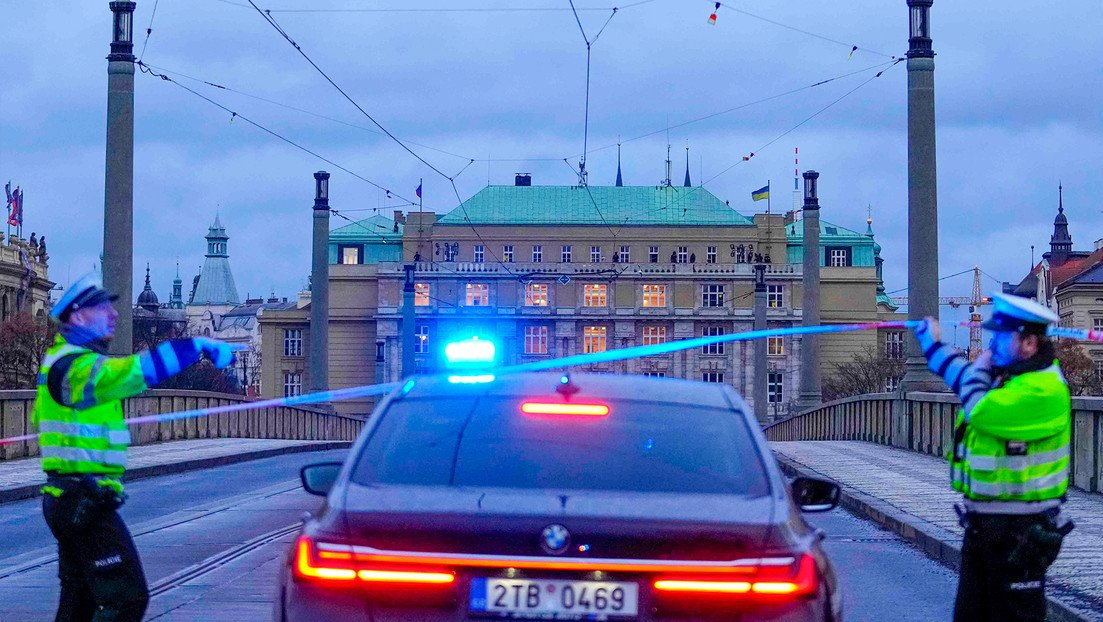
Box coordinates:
[276,372,842,621]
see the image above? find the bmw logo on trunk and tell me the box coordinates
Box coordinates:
[540,524,570,555]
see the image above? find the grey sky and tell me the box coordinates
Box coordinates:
[3,0,1100,320]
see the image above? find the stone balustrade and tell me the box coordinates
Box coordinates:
[397,261,803,277]
[0,389,364,461]
[764,392,1103,493]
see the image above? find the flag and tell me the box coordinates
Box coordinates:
[707,2,719,24]
[751,184,770,202]
[849,45,858,59]
[6,182,22,227]
[415,182,422,199]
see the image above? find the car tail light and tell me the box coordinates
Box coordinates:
[294,536,455,586]
[654,554,817,598]
[521,402,609,416]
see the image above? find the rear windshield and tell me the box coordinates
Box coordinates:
[350,396,769,496]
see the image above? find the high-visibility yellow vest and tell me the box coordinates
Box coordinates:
[31,335,148,477]
[950,363,1071,502]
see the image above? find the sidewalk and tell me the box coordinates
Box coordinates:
[771,440,1103,622]
[0,438,351,503]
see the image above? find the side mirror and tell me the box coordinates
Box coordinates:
[301,462,343,497]
[792,477,840,513]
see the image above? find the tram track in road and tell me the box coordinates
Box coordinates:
[0,479,303,582]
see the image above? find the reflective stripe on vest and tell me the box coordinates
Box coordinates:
[36,421,131,446]
[967,470,1067,498]
[40,445,128,468]
[966,446,1069,472]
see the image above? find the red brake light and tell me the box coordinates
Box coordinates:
[654,554,817,598]
[521,402,609,416]
[295,537,455,586]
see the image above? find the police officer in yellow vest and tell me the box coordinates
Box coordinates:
[32,273,240,622]
[916,293,1073,622]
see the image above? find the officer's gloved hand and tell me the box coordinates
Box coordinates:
[914,316,941,351]
[194,338,244,369]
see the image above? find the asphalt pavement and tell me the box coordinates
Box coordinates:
[0,449,960,621]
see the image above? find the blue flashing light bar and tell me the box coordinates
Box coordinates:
[444,336,497,365]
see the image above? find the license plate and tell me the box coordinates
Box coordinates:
[470,577,639,618]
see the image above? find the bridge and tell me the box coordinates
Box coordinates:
[1,390,1101,620]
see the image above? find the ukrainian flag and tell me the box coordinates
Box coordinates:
[751,184,770,202]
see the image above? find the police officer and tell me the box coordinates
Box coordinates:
[915,293,1073,621]
[32,273,240,621]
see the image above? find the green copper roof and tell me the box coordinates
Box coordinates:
[330,214,404,242]
[436,185,754,226]
[784,219,867,241]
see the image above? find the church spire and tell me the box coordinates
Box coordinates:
[615,143,623,187]
[1049,182,1072,261]
[683,144,692,187]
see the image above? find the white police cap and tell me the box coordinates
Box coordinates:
[981,293,1059,333]
[50,272,119,320]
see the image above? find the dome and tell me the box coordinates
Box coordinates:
[137,265,160,311]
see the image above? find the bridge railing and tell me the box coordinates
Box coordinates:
[764,392,1103,494]
[0,389,365,461]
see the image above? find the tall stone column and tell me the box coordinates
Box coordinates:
[798,171,822,410]
[103,1,136,355]
[753,264,768,424]
[310,172,330,393]
[401,264,416,378]
[901,0,943,391]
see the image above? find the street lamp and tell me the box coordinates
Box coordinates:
[314,171,330,207]
[908,0,933,57]
[109,2,136,60]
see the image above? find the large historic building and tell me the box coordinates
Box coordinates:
[0,231,52,321]
[259,177,902,418]
[1012,186,1103,377]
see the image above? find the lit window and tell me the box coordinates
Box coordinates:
[414,282,430,306]
[677,246,688,263]
[619,245,631,263]
[584,284,607,307]
[283,372,302,397]
[466,283,489,306]
[649,246,659,263]
[826,246,852,267]
[642,284,666,307]
[283,329,302,357]
[767,285,784,308]
[642,326,667,346]
[339,245,362,265]
[702,326,725,355]
[532,245,543,263]
[702,284,725,308]
[474,245,485,263]
[707,246,717,264]
[884,331,905,360]
[414,324,429,354]
[525,283,548,307]
[591,246,601,263]
[768,372,783,403]
[768,336,784,356]
[702,371,724,384]
[503,245,514,263]
[524,326,548,355]
[583,326,607,353]
[561,245,572,263]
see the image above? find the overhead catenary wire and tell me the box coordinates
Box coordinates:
[136,62,417,205]
[228,1,658,14]
[138,0,161,61]
[712,1,897,60]
[246,0,517,275]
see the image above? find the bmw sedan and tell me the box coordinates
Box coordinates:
[276,372,843,621]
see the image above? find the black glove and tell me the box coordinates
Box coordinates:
[1009,516,1073,575]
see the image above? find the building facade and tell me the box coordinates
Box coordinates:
[0,231,52,321]
[260,181,900,418]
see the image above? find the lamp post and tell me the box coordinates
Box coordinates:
[103,1,136,355]
[901,0,942,391]
[798,171,821,411]
[753,263,768,424]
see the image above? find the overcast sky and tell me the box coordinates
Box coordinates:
[3,0,1101,327]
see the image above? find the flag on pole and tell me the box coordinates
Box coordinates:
[5,182,22,227]
[751,184,770,202]
[707,2,720,24]
[415,182,422,199]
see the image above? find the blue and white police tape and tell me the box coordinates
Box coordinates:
[2,318,1100,447]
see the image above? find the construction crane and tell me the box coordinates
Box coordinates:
[892,266,992,359]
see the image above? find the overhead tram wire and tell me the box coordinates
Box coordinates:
[138,0,161,61]
[712,1,898,60]
[136,62,416,205]
[243,1,658,13]
[884,268,981,296]
[246,0,517,276]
